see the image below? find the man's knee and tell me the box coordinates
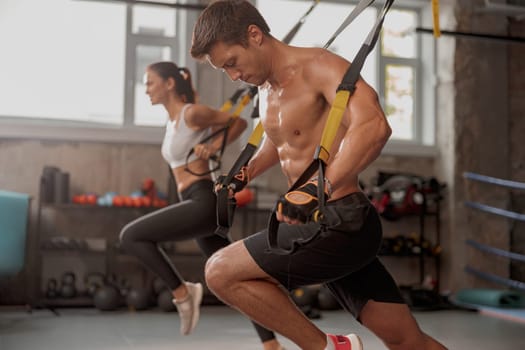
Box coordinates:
[204,249,234,294]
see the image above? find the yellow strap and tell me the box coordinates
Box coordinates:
[219,100,234,112]
[317,89,351,163]
[247,121,265,146]
[432,0,441,38]
[231,91,254,118]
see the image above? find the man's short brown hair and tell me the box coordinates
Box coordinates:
[190,0,271,59]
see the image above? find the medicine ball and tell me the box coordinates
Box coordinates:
[301,304,322,320]
[234,188,254,207]
[153,277,167,296]
[126,288,151,311]
[157,289,176,312]
[93,285,121,311]
[291,287,318,307]
[317,286,340,310]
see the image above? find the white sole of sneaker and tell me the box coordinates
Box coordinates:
[347,333,363,350]
[188,283,203,334]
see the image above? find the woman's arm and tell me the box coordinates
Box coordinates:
[186,103,248,155]
[210,117,247,151]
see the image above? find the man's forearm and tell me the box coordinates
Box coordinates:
[326,118,391,191]
[247,139,280,180]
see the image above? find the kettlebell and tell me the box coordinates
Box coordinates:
[46,278,59,299]
[84,272,106,297]
[60,271,77,298]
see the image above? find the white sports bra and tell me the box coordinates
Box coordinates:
[161,104,211,169]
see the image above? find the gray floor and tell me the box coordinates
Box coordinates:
[1,305,524,349]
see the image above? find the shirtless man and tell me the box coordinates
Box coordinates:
[190,1,448,349]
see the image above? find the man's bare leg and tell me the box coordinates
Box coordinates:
[205,241,328,350]
[360,300,448,349]
[206,240,448,350]
[263,339,285,350]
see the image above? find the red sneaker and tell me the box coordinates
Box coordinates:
[327,333,363,350]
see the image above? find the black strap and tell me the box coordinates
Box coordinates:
[214,142,259,238]
[184,86,254,176]
[268,0,395,255]
[183,120,233,176]
[281,0,320,44]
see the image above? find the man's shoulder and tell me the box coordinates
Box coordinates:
[297,48,348,83]
[293,47,346,68]
[295,46,330,60]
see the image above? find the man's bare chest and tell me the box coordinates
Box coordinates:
[263,89,324,138]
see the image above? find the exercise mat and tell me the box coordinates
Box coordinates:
[454,288,525,308]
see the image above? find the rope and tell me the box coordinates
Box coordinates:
[464,172,525,191]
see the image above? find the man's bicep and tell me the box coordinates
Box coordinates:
[345,79,386,127]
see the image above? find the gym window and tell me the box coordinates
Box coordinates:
[257,0,436,153]
[0,0,128,125]
[0,0,185,143]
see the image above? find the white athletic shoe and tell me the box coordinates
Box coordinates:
[172,282,203,335]
[327,333,363,350]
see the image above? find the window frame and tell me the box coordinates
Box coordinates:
[0,0,437,157]
[371,1,435,156]
[0,1,185,145]
[377,2,436,157]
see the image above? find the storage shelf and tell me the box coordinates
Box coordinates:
[380,253,440,258]
[40,203,158,211]
[41,296,94,307]
[373,179,444,291]
[35,193,155,309]
[40,247,107,255]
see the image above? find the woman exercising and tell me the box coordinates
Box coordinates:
[119,61,285,349]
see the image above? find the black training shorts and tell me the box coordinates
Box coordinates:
[244,191,405,319]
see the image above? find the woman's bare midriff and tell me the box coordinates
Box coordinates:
[173,159,213,193]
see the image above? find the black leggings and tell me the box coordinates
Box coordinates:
[119,179,275,342]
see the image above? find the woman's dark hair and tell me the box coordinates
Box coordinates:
[147,61,196,103]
